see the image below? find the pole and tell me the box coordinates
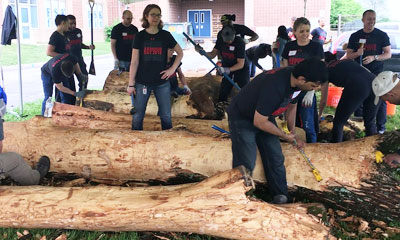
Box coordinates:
[15,0,23,115]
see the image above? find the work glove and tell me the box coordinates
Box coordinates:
[243,38,250,44]
[114,59,120,70]
[75,90,86,99]
[302,90,314,108]
[0,99,6,117]
[217,67,230,75]
[183,85,192,95]
[195,44,206,56]
[77,73,88,87]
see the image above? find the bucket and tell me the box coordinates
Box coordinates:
[386,101,397,116]
[327,86,343,108]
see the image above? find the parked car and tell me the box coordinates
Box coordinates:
[331,30,400,72]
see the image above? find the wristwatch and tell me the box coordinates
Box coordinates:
[374,55,379,61]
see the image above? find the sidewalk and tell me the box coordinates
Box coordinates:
[2,49,273,109]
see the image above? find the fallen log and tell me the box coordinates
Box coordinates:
[52,102,228,135]
[5,116,399,193]
[0,167,333,240]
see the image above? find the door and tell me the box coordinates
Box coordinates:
[20,7,30,39]
[188,10,211,38]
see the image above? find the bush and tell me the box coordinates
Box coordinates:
[104,20,119,42]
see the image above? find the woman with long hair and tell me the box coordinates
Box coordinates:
[272,25,290,68]
[127,4,183,130]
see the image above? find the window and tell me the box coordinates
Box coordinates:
[9,0,38,29]
[45,0,66,27]
[88,4,104,29]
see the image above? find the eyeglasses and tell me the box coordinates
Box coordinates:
[149,13,162,18]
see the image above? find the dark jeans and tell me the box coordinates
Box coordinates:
[132,82,172,130]
[228,115,288,197]
[77,58,88,91]
[332,74,378,142]
[376,100,387,132]
[119,61,131,72]
[41,72,76,115]
[218,68,250,102]
[296,92,318,143]
[249,61,257,78]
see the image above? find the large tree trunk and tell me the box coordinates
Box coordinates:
[0,167,333,240]
[86,70,221,119]
[5,116,398,193]
[52,102,228,135]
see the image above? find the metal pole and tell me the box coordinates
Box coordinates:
[338,14,341,37]
[15,0,23,115]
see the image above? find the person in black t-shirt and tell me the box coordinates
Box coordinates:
[245,43,272,77]
[282,17,324,143]
[47,15,69,57]
[227,58,328,204]
[311,19,332,46]
[41,53,87,115]
[272,25,290,68]
[198,25,249,104]
[166,48,191,97]
[111,10,139,71]
[66,15,94,91]
[217,14,258,44]
[320,53,379,143]
[346,10,391,133]
[127,4,183,130]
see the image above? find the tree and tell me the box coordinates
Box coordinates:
[331,0,364,28]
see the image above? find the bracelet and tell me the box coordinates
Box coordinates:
[128,85,134,87]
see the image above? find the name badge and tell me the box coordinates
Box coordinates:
[229,46,235,51]
[359,38,366,44]
[289,50,297,56]
[77,33,81,38]
[122,32,127,36]
[293,90,301,99]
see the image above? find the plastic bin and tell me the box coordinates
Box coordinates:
[327,86,343,108]
[386,101,397,116]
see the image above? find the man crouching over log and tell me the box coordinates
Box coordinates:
[373,71,400,167]
[227,57,328,204]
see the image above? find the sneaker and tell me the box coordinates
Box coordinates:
[36,156,50,181]
[171,91,179,98]
[272,194,288,204]
[378,130,385,134]
[130,107,136,115]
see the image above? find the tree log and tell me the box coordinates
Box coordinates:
[0,167,333,240]
[52,102,228,135]
[5,116,399,193]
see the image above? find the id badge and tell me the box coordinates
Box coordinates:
[77,33,81,38]
[289,50,297,56]
[143,86,147,95]
[229,46,235,51]
[122,32,127,36]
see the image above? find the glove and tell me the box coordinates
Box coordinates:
[183,85,191,95]
[0,99,6,117]
[243,38,250,44]
[302,90,315,108]
[218,67,230,75]
[75,90,86,98]
[114,59,120,70]
[77,73,88,87]
[195,44,206,56]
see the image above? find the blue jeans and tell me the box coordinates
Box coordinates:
[132,82,172,130]
[296,93,318,143]
[376,100,387,132]
[41,72,53,115]
[119,61,131,71]
[228,116,288,197]
[249,61,257,78]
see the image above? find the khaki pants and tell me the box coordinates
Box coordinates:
[0,152,40,185]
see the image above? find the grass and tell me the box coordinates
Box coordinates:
[0,42,111,66]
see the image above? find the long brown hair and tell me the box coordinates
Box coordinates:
[141,4,163,30]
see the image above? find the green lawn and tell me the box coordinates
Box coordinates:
[0,42,111,66]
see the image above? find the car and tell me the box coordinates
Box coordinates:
[331,30,400,72]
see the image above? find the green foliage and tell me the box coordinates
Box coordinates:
[3,99,42,122]
[104,21,119,42]
[331,0,364,27]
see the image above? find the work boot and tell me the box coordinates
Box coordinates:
[272,194,288,204]
[36,156,50,181]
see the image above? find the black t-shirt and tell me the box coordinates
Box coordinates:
[133,29,177,86]
[311,27,327,45]
[246,44,269,61]
[348,28,390,74]
[166,55,182,82]
[41,54,78,84]
[111,23,139,62]
[217,24,255,40]
[327,59,376,87]
[282,40,324,66]
[66,28,83,59]
[227,67,299,121]
[215,36,248,70]
[48,31,69,54]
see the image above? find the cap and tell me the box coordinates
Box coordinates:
[221,26,235,42]
[372,71,399,105]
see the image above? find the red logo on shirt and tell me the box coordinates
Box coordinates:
[288,57,304,65]
[364,44,377,51]
[144,47,162,55]
[51,54,69,67]
[69,39,81,45]
[222,51,235,60]
[123,34,135,40]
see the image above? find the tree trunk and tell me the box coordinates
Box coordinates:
[52,102,228,136]
[88,70,221,119]
[5,116,399,193]
[0,167,333,240]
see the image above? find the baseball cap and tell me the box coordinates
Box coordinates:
[372,71,399,105]
[221,25,235,42]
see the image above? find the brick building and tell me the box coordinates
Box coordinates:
[1,0,331,44]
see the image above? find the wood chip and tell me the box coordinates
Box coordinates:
[55,233,67,240]
[336,210,346,216]
[341,216,354,222]
[372,220,387,228]
[358,219,369,232]
[62,178,86,187]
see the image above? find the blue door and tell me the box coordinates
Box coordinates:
[188,10,211,38]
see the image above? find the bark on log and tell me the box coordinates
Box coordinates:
[5,116,398,193]
[0,167,333,240]
[90,70,221,119]
[52,102,228,135]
